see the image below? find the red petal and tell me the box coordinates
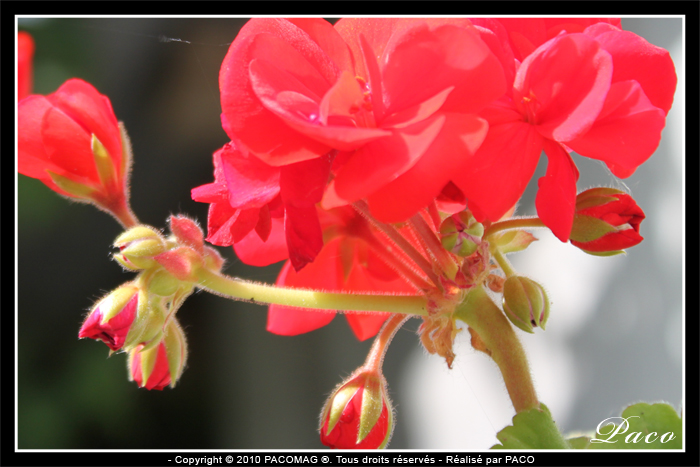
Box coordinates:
[18,32,34,101]
[250,58,390,151]
[332,114,445,205]
[381,23,506,117]
[535,140,580,242]
[497,18,547,62]
[205,202,239,247]
[514,33,612,142]
[233,216,289,266]
[191,181,228,204]
[453,120,543,223]
[220,143,280,209]
[566,80,666,177]
[284,204,324,271]
[367,113,488,223]
[255,204,273,242]
[47,79,122,176]
[41,105,100,181]
[584,23,676,115]
[18,96,69,184]
[220,19,340,165]
[280,152,333,206]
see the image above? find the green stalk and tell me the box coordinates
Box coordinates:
[455,285,539,412]
[196,268,428,316]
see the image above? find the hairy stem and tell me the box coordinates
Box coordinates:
[196,268,428,316]
[455,285,539,413]
[364,314,411,372]
[484,217,545,238]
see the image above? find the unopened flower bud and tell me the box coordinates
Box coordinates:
[440,211,484,257]
[121,288,167,351]
[502,276,550,333]
[570,188,645,256]
[79,283,138,351]
[128,317,187,390]
[320,368,393,449]
[114,225,167,270]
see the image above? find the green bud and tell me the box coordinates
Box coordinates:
[502,276,550,333]
[114,225,167,270]
[439,211,484,257]
[122,289,167,351]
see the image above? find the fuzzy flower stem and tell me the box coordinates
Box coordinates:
[455,285,539,413]
[353,201,441,288]
[484,217,545,238]
[196,268,428,316]
[364,314,411,372]
[409,213,459,280]
[491,247,516,278]
[109,199,139,229]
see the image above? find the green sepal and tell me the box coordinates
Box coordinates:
[46,170,98,200]
[99,284,139,323]
[569,214,617,242]
[115,225,163,247]
[122,290,166,351]
[325,380,362,436]
[575,188,624,211]
[91,134,117,187]
[163,318,187,387]
[491,403,569,449]
[357,375,383,444]
[491,230,538,254]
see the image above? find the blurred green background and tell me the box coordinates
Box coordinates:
[17,18,683,450]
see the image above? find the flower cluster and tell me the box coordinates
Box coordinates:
[193,17,674,339]
[188,18,674,447]
[17,18,676,450]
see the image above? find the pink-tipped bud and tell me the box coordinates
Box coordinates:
[502,276,550,333]
[128,318,187,390]
[570,188,645,256]
[79,284,139,351]
[320,368,393,449]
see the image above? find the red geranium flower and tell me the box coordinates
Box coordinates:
[219,18,506,227]
[453,22,675,241]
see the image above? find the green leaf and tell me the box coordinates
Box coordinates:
[588,402,682,449]
[491,404,569,449]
